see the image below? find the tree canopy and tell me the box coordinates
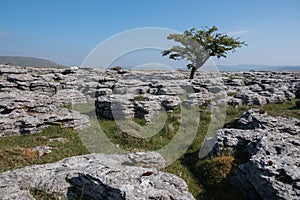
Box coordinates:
[162,26,247,79]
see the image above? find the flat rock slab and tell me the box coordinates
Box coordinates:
[0,152,195,200]
[1,65,300,134]
[0,90,90,136]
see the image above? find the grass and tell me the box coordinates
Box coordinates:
[197,156,235,187]
[258,99,299,119]
[0,99,299,199]
[30,189,58,200]
[227,91,237,97]
[132,116,148,126]
[0,126,88,173]
[134,94,145,101]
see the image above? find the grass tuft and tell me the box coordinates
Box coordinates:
[196,156,235,188]
[134,95,145,101]
[30,188,58,200]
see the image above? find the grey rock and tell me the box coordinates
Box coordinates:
[249,83,263,92]
[227,97,243,107]
[0,152,195,200]
[1,65,300,132]
[294,83,300,98]
[95,88,113,97]
[29,80,57,93]
[208,109,300,200]
[30,146,53,156]
[225,78,245,86]
[0,91,90,136]
[0,184,34,200]
[52,89,87,104]
[296,99,300,108]
[48,137,68,143]
[96,95,135,120]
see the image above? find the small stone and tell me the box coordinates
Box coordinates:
[48,138,68,143]
[30,146,53,156]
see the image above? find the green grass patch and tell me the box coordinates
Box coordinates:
[30,188,58,200]
[227,91,237,96]
[60,104,72,110]
[95,107,181,151]
[0,126,88,173]
[225,105,249,123]
[132,117,148,126]
[257,99,299,119]
[134,95,145,101]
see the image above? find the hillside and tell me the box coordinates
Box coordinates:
[217,64,300,72]
[0,56,65,67]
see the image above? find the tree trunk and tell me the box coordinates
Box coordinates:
[189,66,196,79]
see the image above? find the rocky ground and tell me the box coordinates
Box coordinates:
[210,109,300,199]
[95,69,299,122]
[0,65,299,199]
[0,152,195,200]
[0,65,299,135]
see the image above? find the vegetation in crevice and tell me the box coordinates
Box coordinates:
[30,188,58,200]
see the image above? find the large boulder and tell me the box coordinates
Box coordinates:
[0,152,195,200]
[208,109,300,200]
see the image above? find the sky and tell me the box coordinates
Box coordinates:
[0,0,300,67]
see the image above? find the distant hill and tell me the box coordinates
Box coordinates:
[217,64,300,72]
[0,56,65,68]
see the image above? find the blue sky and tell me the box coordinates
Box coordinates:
[0,0,300,67]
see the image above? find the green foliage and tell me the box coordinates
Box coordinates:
[162,26,247,79]
[196,156,235,188]
[134,95,145,101]
[30,188,58,200]
[132,117,147,126]
[227,91,238,96]
[60,103,72,109]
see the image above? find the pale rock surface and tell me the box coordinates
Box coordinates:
[0,152,195,200]
[205,109,300,200]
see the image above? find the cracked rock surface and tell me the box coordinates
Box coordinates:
[208,109,300,200]
[1,65,299,135]
[0,152,195,200]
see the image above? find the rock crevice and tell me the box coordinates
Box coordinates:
[208,109,300,200]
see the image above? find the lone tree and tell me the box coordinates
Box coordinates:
[162,26,247,79]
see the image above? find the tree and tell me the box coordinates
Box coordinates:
[162,26,247,79]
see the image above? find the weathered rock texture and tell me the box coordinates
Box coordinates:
[0,65,94,136]
[0,152,195,200]
[95,70,299,122]
[210,109,300,200]
[0,90,89,136]
[1,65,299,135]
[1,65,300,199]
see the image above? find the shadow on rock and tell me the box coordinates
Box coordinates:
[66,173,126,200]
